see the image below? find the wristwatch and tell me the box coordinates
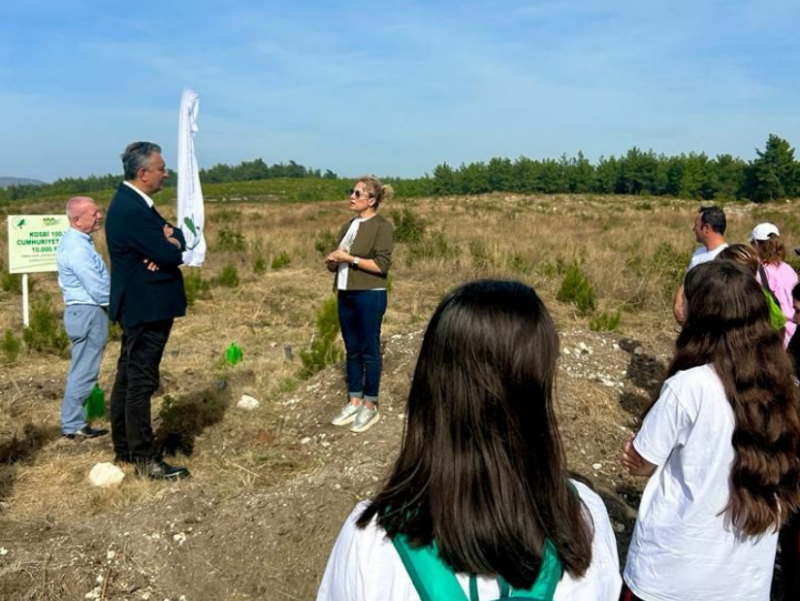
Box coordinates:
[352,257,360,269]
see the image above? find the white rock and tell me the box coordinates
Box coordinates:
[613,521,625,533]
[173,533,187,545]
[237,394,260,410]
[563,348,571,355]
[88,463,125,488]
[300,437,312,445]
[592,463,602,470]
[612,343,620,350]
[633,346,643,355]
[579,342,588,351]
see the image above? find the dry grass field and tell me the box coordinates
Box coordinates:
[0,192,797,599]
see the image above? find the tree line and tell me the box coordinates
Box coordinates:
[2,133,798,203]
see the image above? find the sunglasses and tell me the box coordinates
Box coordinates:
[349,188,372,199]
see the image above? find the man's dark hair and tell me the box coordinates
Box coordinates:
[356,279,593,588]
[698,205,726,235]
[122,142,162,181]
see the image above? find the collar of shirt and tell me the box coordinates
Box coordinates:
[123,180,155,208]
[65,226,93,244]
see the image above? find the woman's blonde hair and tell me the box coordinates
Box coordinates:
[358,175,393,209]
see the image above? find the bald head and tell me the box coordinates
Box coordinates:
[66,197,102,235]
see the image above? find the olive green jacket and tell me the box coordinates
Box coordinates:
[331,214,394,291]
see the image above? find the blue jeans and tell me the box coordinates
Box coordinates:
[338,290,387,402]
[61,304,108,434]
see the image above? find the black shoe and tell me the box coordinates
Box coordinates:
[114,453,133,465]
[65,426,109,440]
[136,459,191,480]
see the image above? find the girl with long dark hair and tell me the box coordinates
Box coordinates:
[621,260,800,601]
[317,280,621,601]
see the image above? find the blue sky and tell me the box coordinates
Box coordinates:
[1,0,799,182]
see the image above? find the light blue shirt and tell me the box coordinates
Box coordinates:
[56,227,110,307]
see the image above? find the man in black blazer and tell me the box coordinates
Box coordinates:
[106,141,190,480]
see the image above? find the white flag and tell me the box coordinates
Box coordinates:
[177,87,206,266]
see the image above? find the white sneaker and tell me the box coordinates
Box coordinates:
[350,405,380,433]
[331,401,362,426]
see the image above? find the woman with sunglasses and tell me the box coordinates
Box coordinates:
[326,177,394,433]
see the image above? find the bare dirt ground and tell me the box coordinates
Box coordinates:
[0,193,794,600]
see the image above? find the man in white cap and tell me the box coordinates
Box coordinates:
[673,205,728,324]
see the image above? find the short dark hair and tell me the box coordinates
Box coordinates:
[122,141,162,181]
[698,205,726,235]
[357,280,592,587]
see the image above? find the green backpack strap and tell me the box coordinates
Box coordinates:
[392,533,562,601]
[391,533,470,601]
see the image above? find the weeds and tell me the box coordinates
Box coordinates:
[391,207,426,243]
[407,230,459,267]
[556,262,596,316]
[22,299,69,355]
[217,264,240,288]
[216,228,246,252]
[300,296,343,379]
[314,230,339,257]
[184,270,212,306]
[253,256,267,275]
[271,251,291,270]
[589,311,622,332]
[0,329,22,363]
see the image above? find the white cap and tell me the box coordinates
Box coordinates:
[750,222,780,242]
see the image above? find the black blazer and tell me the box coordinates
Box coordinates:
[105,183,187,327]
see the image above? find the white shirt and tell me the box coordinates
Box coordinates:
[123,180,155,208]
[624,364,777,601]
[316,481,621,601]
[337,216,376,291]
[687,243,728,271]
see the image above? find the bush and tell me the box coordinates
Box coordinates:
[1,272,35,295]
[253,256,267,275]
[556,262,596,316]
[216,228,246,252]
[589,311,622,332]
[391,207,426,243]
[300,297,343,378]
[407,230,459,266]
[22,299,69,355]
[0,329,22,363]
[217,264,240,288]
[271,251,291,270]
[314,230,339,257]
[506,252,532,275]
[184,270,212,306]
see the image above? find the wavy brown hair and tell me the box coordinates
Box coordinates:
[754,233,787,265]
[357,280,592,587]
[717,243,759,275]
[668,261,800,535]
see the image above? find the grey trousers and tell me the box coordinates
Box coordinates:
[61,304,108,434]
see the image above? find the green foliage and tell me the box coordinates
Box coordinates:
[745,134,798,202]
[540,256,568,278]
[217,264,240,288]
[184,270,212,306]
[253,256,267,275]
[300,297,343,379]
[216,228,246,252]
[407,230,459,266]
[556,262,596,316]
[589,311,622,332]
[271,251,292,270]
[506,252,532,275]
[22,300,69,355]
[314,230,339,256]
[391,207,426,243]
[1,272,35,295]
[0,329,22,364]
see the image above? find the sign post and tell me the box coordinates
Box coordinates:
[6,214,69,326]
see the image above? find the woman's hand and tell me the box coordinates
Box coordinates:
[622,435,657,477]
[326,249,351,264]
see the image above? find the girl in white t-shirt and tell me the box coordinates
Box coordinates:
[621,260,800,601]
[317,280,621,601]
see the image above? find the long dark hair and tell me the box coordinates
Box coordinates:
[357,280,592,587]
[667,261,800,535]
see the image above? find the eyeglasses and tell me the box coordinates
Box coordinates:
[349,188,371,199]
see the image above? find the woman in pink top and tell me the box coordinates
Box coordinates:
[751,222,798,347]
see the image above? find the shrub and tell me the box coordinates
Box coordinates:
[391,207,426,243]
[407,230,459,266]
[253,256,267,275]
[589,311,622,332]
[184,270,212,306]
[314,230,339,257]
[300,297,343,378]
[540,256,567,278]
[0,329,22,364]
[271,251,291,270]
[1,272,35,295]
[216,228,246,252]
[22,299,69,355]
[217,264,240,288]
[556,262,596,316]
[506,252,532,275]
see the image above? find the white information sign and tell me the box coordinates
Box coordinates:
[6,215,69,273]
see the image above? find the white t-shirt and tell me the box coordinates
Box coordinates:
[316,481,621,601]
[687,243,728,271]
[624,364,778,601]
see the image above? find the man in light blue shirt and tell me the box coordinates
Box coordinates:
[56,196,110,439]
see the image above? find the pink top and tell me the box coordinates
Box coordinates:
[757,261,798,347]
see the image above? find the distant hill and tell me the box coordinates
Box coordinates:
[0,177,47,189]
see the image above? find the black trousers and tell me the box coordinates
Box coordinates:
[780,512,800,601]
[110,319,173,462]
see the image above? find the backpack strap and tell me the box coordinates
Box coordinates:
[391,533,470,601]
